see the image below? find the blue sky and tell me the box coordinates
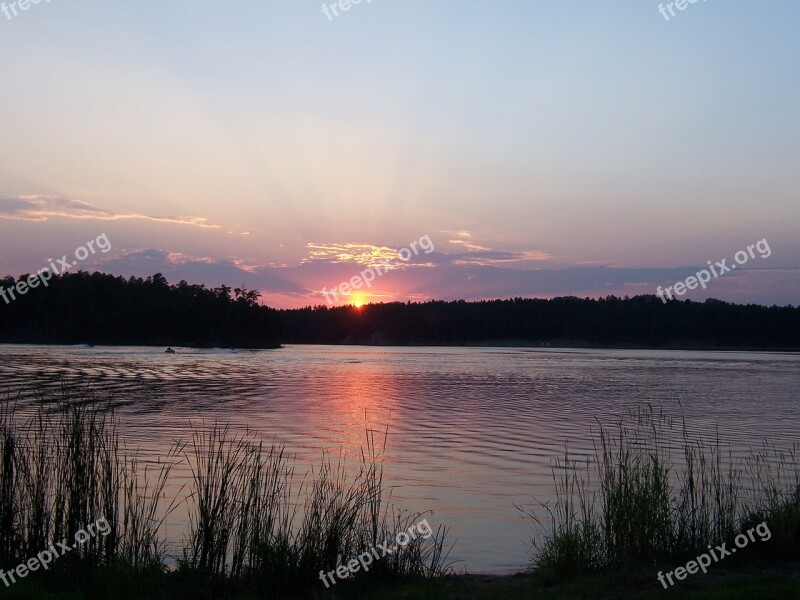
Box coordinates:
[0,0,798,307]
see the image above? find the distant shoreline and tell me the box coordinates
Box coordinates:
[288,340,800,352]
[0,342,284,351]
[1,341,798,353]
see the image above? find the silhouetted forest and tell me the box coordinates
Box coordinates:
[1,272,798,349]
[0,272,282,348]
[281,297,800,349]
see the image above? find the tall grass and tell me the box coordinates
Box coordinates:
[739,443,800,561]
[0,386,183,574]
[180,422,455,588]
[0,387,123,568]
[0,386,454,595]
[120,446,183,572]
[525,406,800,582]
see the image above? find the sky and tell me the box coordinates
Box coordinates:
[0,0,798,308]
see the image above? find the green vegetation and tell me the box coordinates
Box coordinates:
[521,408,800,585]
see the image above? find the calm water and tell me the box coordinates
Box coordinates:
[1,344,799,572]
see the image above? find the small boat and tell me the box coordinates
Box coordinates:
[165,347,176,354]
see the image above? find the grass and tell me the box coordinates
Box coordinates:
[0,387,454,598]
[0,386,124,570]
[522,406,800,584]
[1,390,798,599]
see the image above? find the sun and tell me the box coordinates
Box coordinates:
[351,295,370,308]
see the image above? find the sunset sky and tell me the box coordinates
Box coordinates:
[1,0,798,308]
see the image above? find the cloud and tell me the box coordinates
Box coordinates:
[448,239,491,252]
[0,195,221,229]
[441,233,551,264]
[440,229,473,239]
[303,235,551,272]
[302,242,405,270]
[447,248,552,265]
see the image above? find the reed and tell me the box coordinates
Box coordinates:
[526,406,800,581]
[1,388,120,568]
[180,421,455,589]
[0,384,454,596]
[119,446,183,572]
[740,443,800,561]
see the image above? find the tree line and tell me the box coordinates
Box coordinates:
[1,272,798,349]
[0,272,281,348]
[280,296,800,349]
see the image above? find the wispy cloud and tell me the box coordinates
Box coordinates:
[303,234,551,272]
[449,249,552,265]
[448,239,491,252]
[443,232,551,265]
[0,195,220,229]
[440,230,473,239]
[302,242,403,269]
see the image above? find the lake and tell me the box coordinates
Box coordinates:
[1,344,798,573]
